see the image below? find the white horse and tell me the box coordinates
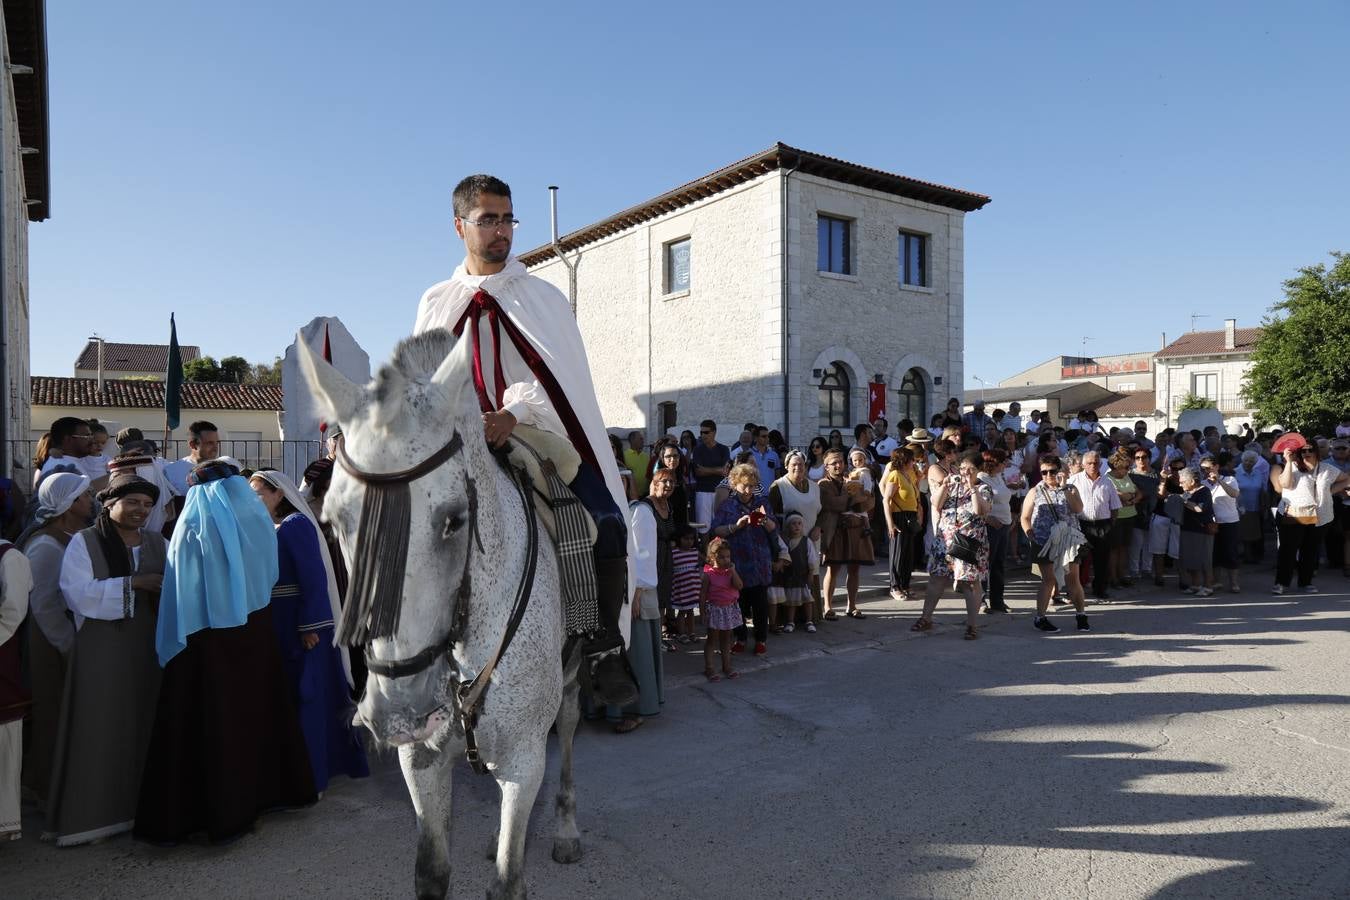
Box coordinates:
[299,329,583,900]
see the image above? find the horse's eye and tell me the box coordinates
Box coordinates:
[442,513,466,539]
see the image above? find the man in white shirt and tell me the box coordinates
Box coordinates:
[871,417,899,460]
[1025,410,1041,435]
[1069,450,1121,600]
[1002,402,1024,434]
[163,420,220,495]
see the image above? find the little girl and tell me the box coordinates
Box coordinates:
[700,537,743,681]
[669,526,702,642]
[770,513,819,633]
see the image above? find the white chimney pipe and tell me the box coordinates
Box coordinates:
[1224,318,1236,350]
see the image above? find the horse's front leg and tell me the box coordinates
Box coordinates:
[399,741,456,900]
[487,733,548,900]
[551,645,583,864]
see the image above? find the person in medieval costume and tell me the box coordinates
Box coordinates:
[412,173,636,707]
[18,473,93,806]
[249,469,368,793]
[0,532,35,841]
[106,444,179,536]
[134,459,318,844]
[48,474,165,846]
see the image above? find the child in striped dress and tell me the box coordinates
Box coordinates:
[669,527,701,643]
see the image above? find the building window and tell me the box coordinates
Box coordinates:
[665,238,691,294]
[1115,382,1137,391]
[818,363,851,429]
[899,231,927,287]
[817,215,851,275]
[1192,372,1219,400]
[895,368,926,425]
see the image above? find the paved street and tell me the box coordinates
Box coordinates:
[4,563,1350,899]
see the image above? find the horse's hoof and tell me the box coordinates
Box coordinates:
[484,831,498,861]
[551,837,582,864]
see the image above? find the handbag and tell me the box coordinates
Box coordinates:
[1289,471,1320,525]
[948,530,983,564]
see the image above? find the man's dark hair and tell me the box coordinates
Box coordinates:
[898,418,914,434]
[700,419,716,431]
[50,416,88,444]
[452,174,512,219]
[743,422,758,433]
[189,420,218,441]
[854,423,871,442]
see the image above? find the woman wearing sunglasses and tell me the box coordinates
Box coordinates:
[1019,456,1090,633]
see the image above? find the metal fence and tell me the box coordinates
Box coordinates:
[9,439,325,483]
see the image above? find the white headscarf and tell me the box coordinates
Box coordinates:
[250,468,352,688]
[35,472,91,526]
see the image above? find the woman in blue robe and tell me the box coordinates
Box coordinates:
[250,470,368,793]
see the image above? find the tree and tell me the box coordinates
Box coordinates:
[245,357,283,385]
[183,355,220,382]
[1243,251,1350,434]
[219,355,251,383]
[1177,393,1216,412]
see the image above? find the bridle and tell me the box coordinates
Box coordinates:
[336,431,539,773]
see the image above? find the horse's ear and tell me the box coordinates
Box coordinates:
[296,330,360,424]
[429,334,476,412]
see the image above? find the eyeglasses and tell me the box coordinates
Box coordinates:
[1134,454,1150,459]
[1040,469,1059,475]
[460,216,519,231]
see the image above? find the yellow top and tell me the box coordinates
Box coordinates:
[882,466,920,512]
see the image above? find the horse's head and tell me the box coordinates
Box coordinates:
[298,328,482,746]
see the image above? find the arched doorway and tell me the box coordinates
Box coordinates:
[818,362,851,430]
[895,368,926,426]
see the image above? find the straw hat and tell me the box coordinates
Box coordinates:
[906,427,934,444]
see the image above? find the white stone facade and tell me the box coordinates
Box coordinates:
[0,12,32,477]
[529,169,969,448]
[1156,355,1257,432]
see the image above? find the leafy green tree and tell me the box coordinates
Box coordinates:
[1243,251,1350,434]
[219,355,251,383]
[183,355,220,382]
[245,357,283,385]
[1177,393,1216,412]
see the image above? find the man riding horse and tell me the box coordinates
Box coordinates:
[411,174,637,708]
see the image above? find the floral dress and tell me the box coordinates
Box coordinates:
[930,474,991,583]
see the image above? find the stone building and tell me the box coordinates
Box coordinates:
[0,0,49,477]
[520,143,989,447]
[999,351,1155,393]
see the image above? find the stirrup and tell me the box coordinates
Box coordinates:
[583,645,638,708]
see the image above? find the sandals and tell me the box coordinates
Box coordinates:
[910,618,932,632]
[612,717,643,734]
[725,670,740,679]
[846,609,865,619]
[964,626,979,641]
[704,669,722,683]
[822,611,839,621]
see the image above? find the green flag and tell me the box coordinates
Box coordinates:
[165,313,183,430]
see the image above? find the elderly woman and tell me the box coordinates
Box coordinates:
[1269,440,1350,594]
[250,470,369,793]
[816,449,874,620]
[710,463,778,655]
[768,450,823,629]
[49,474,165,846]
[880,447,924,600]
[1177,466,1215,597]
[1106,449,1140,588]
[1019,456,1090,633]
[1234,449,1267,563]
[613,467,678,733]
[17,473,92,804]
[914,451,991,639]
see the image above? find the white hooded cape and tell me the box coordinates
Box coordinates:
[414,257,633,642]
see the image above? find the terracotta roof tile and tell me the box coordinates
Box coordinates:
[519,142,990,266]
[32,377,283,411]
[74,341,202,373]
[1154,327,1262,359]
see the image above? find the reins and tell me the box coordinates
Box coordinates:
[336,431,540,774]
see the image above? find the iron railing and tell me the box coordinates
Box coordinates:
[9,439,325,482]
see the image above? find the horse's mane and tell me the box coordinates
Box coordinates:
[387,328,456,381]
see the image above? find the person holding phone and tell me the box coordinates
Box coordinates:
[1021,457,1091,633]
[710,464,778,655]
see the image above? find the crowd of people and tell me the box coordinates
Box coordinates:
[601,409,1350,731]
[1,418,367,846]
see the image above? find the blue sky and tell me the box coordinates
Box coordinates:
[29,1,1349,395]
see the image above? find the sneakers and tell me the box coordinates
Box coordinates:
[804,622,817,633]
[783,622,795,634]
[1196,587,1215,598]
[1076,614,1091,632]
[1302,585,1320,594]
[731,641,745,654]
[753,642,768,656]
[1271,584,1285,595]
[1034,616,1060,633]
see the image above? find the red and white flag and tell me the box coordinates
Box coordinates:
[868,380,886,422]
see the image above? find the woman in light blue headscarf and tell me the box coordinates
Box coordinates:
[135,458,317,845]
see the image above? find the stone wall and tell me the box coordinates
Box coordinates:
[0,13,32,478]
